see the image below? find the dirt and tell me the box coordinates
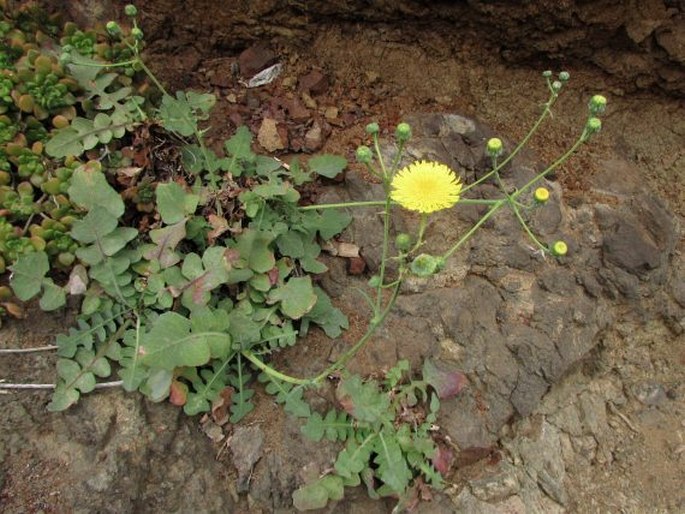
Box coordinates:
[2,1,685,513]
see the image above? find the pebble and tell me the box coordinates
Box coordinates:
[257,118,285,152]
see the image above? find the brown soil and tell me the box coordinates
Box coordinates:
[3,1,685,513]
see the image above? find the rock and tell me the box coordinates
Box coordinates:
[231,426,265,492]
[469,461,521,502]
[283,97,310,123]
[299,69,329,95]
[257,118,286,152]
[632,381,668,407]
[303,121,324,152]
[347,255,366,275]
[238,44,277,78]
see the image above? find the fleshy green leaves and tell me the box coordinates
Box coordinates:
[138,312,231,370]
[268,276,317,320]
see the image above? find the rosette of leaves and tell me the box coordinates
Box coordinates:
[292,360,467,511]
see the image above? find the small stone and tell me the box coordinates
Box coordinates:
[231,426,264,493]
[299,69,329,95]
[238,44,277,78]
[304,122,323,152]
[284,97,310,123]
[633,381,668,406]
[257,118,285,152]
[324,106,339,120]
[226,93,237,103]
[281,76,297,89]
[301,92,317,109]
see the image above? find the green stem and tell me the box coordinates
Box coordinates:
[375,190,393,314]
[462,91,559,195]
[299,198,499,211]
[410,213,429,254]
[241,350,310,385]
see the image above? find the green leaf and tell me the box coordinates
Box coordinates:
[159,92,197,137]
[224,126,255,177]
[301,410,353,442]
[68,163,124,217]
[335,436,375,478]
[276,230,305,258]
[288,158,313,186]
[308,154,347,178]
[292,475,344,511]
[10,251,49,301]
[374,430,412,492]
[119,327,147,392]
[228,357,254,422]
[185,358,233,416]
[336,375,390,425]
[180,247,231,307]
[300,287,349,338]
[156,182,198,224]
[144,220,186,268]
[235,229,275,273]
[139,312,230,370]
[268,276,317,320]
[47,385,80,412]
[39,279,66,311]
[71,207,119,244]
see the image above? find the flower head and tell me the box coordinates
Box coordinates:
[391,160,462,213]
[486,138,503,158]
[534,187,550,203]
[551,240,568,256]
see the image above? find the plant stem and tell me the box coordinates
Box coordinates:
[0,380,123,390]
[0,345,58,354]
[299,198,498,211]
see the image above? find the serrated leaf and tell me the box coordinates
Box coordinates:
[10,251,49,301]
[68,163,124,217]
[46,385,80,412]
[268,276,317,320]
[119,327,147,392]
[374,431,412,492]
[159,92,196,137]
[184,359,233,416]
[308,154,347,178]
[224,126,255,177]
[336,375,390,425]
[292,475,344,511]
[301,287,348,338]
[335,437,375,478]
[422,358,468,399]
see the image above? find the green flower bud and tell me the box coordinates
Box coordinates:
[542,70,553,78]
[558,71,570,82]
[588,94,607,115]
[586,117,602,135]
[551,240,568,257]
[106,21,121,35]
[395,233,412,252]
[534,187,550,204]
[58,52,71,65]
[355,145,373,164]
[552,80,562,92]
[410,253,441,277]
[62,44,73,53]
[486,137,503,158]
[131,27,144,40]
[395,122,412,143]
[368,275,381,288]
[365,122,380,135]
[124,4,138,16]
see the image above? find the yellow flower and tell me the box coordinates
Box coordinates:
[390,161,462,214]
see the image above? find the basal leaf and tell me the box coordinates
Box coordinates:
[159,92,196,137]
[139,312,230,370]
[300,287,348,338]
[235,229,275,273]
[46,385,80,412]
[336,375,390,425]
[156,182,197,225]
[292,475,344,511]
[335,437,375,478]
[39,278,66,311]
[71,206,119,245]
[144,220,186,268]
[10,251,49,301]
[68,162,124,217]
[374,431,412,492]
[308,154,347,179]
[268,276,317,320]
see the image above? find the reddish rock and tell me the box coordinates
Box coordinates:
[238,45,277,78]
[284,97,310,123]
[347,256,366,275]
[299,70,329,95]
[303,121,323,152]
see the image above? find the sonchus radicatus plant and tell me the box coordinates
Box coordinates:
[1,4,608,511]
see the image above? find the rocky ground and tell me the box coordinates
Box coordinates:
[2,1,684,513]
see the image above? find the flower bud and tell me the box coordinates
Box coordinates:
[558,71,570,82]
[551,240,568,257]
[542,70,553,78]
[365,122,380,135]
[355,145,373,164]
[410,254,441,277]
[106,21,121,35]
[131,27,144,40]
[486,137,503,158]
[368,275,381,288]
[588,94,607,115]
[58,52,71,65]
[534,187,550,204]
[394,233,412,252]
[586,117,602,135]
[395,122,412,143]
[124,4,138,16]
[552,80,562,92]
